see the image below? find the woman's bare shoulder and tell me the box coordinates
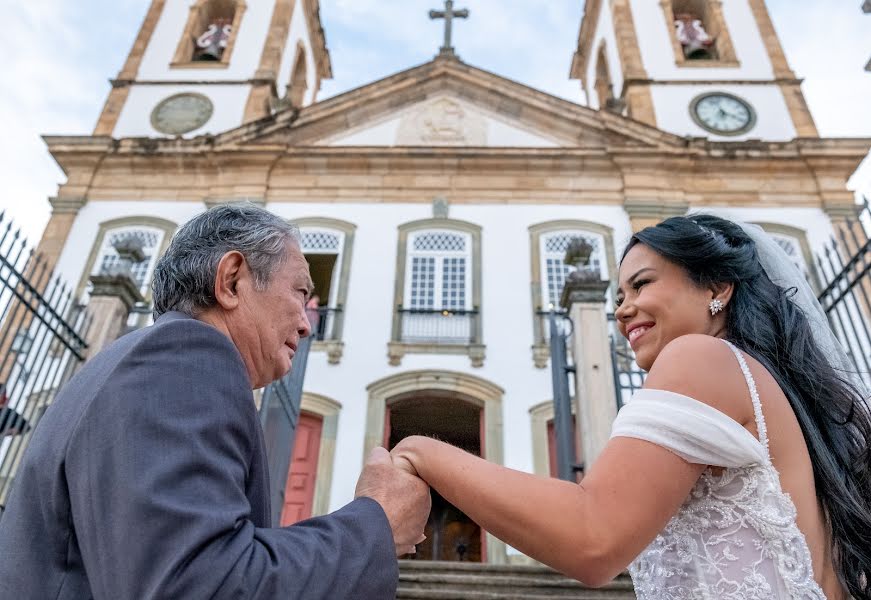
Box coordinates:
[644,334,754,426]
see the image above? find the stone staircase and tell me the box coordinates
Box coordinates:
[396,561,636,600]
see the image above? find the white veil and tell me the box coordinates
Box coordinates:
[736,222,858,379]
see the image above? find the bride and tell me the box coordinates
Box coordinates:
[390,215,871,599]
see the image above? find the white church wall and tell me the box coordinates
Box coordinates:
[276,0,318,106]
[629,0,776,81]
[650,84,797,140]
[584,4,623,110]
[113,85,250,138]
[54,199,833,515]
[268,201,632,511]
[138,0,274,81]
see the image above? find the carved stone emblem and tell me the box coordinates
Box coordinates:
[396,97,486,146]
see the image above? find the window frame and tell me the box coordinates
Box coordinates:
[752,222,821,292]
[389,219,484,367]
[77,216,178,330]
[294,217,356,365]
[403,230,473,312]
[170,0,247,69]
[660,0,739,68]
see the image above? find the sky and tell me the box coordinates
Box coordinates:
[1,0,869,246]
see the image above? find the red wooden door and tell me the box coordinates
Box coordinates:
[280,412,323,526]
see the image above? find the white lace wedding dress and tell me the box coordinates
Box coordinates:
[611,340,826,599]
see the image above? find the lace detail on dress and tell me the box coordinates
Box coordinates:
[625,340,826,599]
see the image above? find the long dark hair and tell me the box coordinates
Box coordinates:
[624,214,871,597]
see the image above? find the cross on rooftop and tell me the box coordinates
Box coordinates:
[429,0,469,56]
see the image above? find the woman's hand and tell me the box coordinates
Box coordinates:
[390,436,427,479]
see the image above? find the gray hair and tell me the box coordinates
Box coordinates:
[152,203,300,317]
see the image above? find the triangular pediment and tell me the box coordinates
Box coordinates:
[218,56,686,150]
[319,94,562,148]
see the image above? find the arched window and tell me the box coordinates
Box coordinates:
[540,230,607,311]
[660,0,737,65]
[78,217,177,330]
[299,228,343,342]
[172,0,246,67]
[528,221,616,368]
[390,219,483,367]
[769,233,810,277]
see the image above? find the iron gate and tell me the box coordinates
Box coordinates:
[0,213,90,514]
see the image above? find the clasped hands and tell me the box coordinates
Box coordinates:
[354,438,430,557]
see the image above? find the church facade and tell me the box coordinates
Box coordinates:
[33,0,869,564]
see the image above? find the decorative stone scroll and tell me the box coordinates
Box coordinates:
[396,97,487,146]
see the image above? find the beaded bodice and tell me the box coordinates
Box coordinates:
[612,341,826,599]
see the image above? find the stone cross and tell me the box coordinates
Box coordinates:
[429,0,469,55]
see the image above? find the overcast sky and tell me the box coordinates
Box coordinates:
[1,0,869,245]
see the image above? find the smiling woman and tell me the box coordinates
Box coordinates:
[391,214,871,599]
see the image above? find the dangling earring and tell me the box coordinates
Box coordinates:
[709,299,724,316]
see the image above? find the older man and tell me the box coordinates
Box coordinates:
[0,204,430,599]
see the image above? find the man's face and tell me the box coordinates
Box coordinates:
[232,242,313,388]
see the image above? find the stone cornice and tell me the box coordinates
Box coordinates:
[48,196,87,214]
[42,134,869,213]
[88,273,144,311]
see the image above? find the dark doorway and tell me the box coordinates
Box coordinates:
[304,253,336,302]
[303,253,337,340]
[388,394,483,562]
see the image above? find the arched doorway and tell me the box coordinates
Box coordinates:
[387,393,482,561]
[365,370,507,563]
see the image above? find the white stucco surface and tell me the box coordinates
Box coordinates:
[650,84,797,141]
[113,85,250,138]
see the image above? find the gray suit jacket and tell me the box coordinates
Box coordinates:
[0,311,397,599]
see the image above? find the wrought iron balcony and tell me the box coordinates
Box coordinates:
[308,306,342,342]
[398,308,478,345]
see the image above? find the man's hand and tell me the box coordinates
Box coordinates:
[355,447,431,556]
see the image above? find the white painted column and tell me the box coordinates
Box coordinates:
[563,278,619,469]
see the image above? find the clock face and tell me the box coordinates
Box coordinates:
[150,93,214,135]
[690,93,756,135]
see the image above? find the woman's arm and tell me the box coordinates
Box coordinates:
[392,434,704,586]
[391,335,753,586]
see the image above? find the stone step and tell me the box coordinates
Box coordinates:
[396,561,636,600]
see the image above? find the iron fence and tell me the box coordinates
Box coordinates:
[0,213,90,514]
[398,307,478,345]
[816,199,871,388]
[607,314,645,409]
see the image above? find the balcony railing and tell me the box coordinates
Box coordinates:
[398,308,478,345]
[307,306,342,342]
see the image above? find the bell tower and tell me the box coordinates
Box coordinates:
[570,0,817,141]
[94,0,332,139]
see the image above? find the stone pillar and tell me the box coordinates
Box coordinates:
[85,236,145,358]
[561,240,619,468]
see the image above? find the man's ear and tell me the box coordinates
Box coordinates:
[213,251,246,310]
